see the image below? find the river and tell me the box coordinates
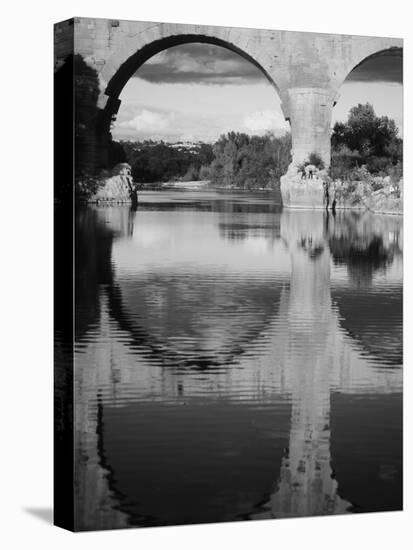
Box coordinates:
[69,190,402,530]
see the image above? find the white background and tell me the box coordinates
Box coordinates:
[0,0,411,548]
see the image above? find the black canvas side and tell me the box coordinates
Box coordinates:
[53,18,75,532]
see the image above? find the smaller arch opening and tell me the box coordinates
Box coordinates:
[330,47,403,187]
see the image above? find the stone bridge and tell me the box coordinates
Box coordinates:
[54,18,402,205]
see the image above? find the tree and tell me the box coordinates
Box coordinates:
[122,140,214,184]
[331,103,401,159]
[330,103,403,179]
[209,132,291,189]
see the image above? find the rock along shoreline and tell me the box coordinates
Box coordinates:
[280,165,402,215]
[83,163,403,216]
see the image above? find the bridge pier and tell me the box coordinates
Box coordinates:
[287,87,333,169]
[279,87,334,209]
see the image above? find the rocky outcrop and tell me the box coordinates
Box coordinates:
[281,165,402,215]
[365,190,403,215]
[332,175,402,215]
[89,163,133,203]
[280,165,326,209]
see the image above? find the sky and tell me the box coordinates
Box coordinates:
[112,43,403,143]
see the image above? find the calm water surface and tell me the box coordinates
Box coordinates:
[72,190,402,530]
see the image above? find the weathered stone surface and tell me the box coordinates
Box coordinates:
[331,177,402,215]
[287,88,333,168]
[281,167,403,215]
[90,163,133,203]
[365,190,403,215]
[280,167,325,209]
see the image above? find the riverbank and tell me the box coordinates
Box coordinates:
[280,165,402,215]
[331,175,403,215]
[86,164,280,204]
[85,163,402,215]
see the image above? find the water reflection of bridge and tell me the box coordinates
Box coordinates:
[72,203,402,530]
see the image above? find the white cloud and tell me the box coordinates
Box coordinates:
[111,52,402,143]
[113,105,291,142]
[243,110,289,134]
[113,104,237,142]
[118,109,175,133]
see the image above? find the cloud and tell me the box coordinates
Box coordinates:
[114,106,221,141]
[114,47,402,143]
[134,43,263,85]
[243,110,289,134]
[134,44,403,86]
[118,109,175,133]
[113,104,290,142]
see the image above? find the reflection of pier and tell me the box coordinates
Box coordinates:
[254,212,350,519]
[73,206,402,529]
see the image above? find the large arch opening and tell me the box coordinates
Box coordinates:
[100,36,291,191]
[330,47,403,184]
[105,34,282,100]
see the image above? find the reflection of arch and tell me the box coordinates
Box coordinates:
[77,206,403,370]
[97,389,291,527]
[107,276,287,371]
[75,205,289,370]
[324,211,403,363]
[332,287,403,366]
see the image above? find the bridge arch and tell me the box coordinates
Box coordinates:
[96,27,287,163]
[331,40,402,104]
[103,33,283,101]
[54,18,404,201]
[329,43,403,196]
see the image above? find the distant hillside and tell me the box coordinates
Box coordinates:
[121,140,213,184]
[120,132,292,189]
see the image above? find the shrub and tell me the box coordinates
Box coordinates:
[308,152,325,170]
[209,131,292,189]
[388,161,403,184]
[329,145,361,181]
[297,152,325,174]
[365,156,393,175]
[123,140,214,184]
[371,178,385,192]
[350,165,372,182]
[182,164,199,182]
[199,164,211,181]
[75,173,100,201]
